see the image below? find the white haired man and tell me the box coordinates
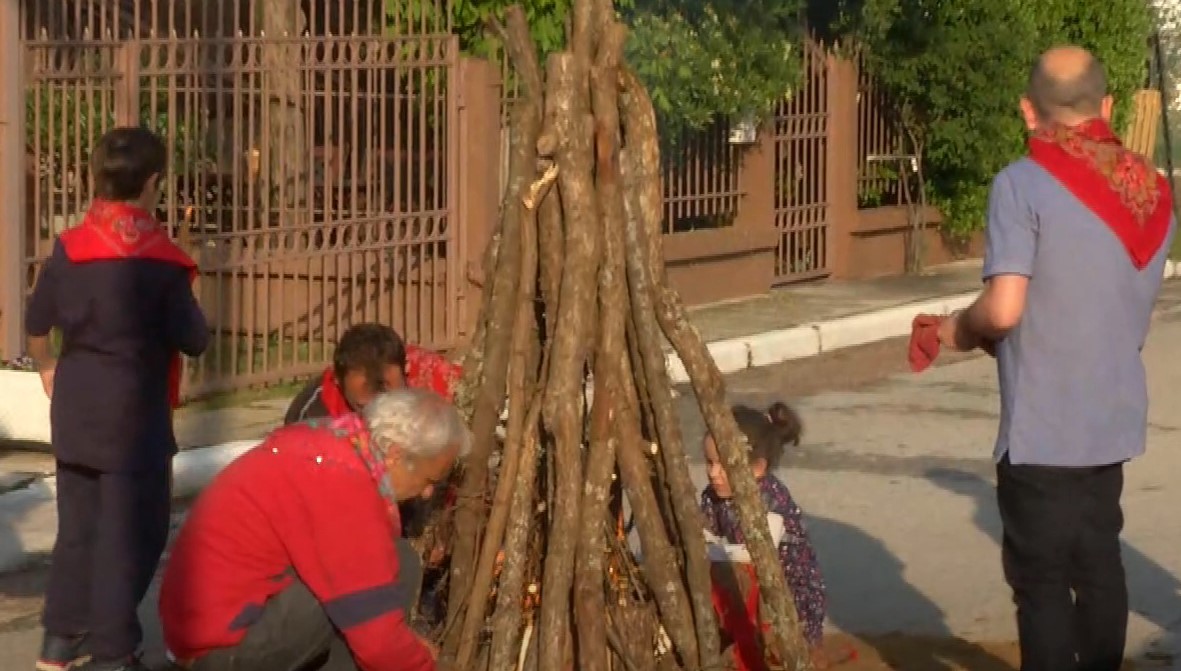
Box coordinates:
[158,389,470,671]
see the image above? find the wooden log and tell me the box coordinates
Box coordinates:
[537,49,603,671]
[455,97,543,668]
[573,21,630,671]
[442,62,531,657]
[619,69,812,671]
[616,74,721,670]
[487,397,545,670]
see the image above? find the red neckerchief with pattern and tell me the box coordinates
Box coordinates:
[58,199,197,407]
[316,345,459,419]
[318,368,354,418]
[1028,119,1172,269]
[404,344,461,402]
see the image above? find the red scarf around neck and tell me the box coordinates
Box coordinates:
[318,367,355,418]
[1027,119,1172,269]
[315,344,460,418]
[58,199,197,407]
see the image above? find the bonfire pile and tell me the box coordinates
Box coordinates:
[437,1,811,669]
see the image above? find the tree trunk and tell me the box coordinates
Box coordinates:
[257,0,307,225]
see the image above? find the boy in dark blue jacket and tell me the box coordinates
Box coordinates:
[26,127,208,671]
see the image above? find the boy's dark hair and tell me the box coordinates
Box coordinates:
[333,323,407,387]
[91,127,167,201]
[731,402,802,470]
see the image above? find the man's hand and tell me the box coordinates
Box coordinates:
[419,636,440,660]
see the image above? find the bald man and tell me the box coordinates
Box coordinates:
[938,47,1175,670]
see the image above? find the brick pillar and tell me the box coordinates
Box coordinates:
[0,5,24,359]
[455,57,502,343]
[825,53,860,279]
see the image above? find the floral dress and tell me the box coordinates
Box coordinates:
[700,474,827,646]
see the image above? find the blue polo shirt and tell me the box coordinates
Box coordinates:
[986,158,1175,467]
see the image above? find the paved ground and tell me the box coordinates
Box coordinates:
[2,278,1180,669]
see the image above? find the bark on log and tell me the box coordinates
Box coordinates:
[573,22,629,671]
[612,387,699,668]
[619,69,812,671]
[444,72,532,654]
[456,226,501,421]
[455,98,543,668]
[487,396,546,670]
[617,92,721,671]
[537,50,602,671]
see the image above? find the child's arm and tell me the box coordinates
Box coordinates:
[704,512,786,563]
[165,270,209,357]
[25,244,63,375]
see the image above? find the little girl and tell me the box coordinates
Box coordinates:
[700,401,830,669]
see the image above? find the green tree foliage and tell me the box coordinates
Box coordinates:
[824,0,1153,236]
[621,0,805,137]
[387,0,806,139]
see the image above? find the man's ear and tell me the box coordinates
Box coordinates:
[1019,97,1039,131]
[1100,95,1114,123]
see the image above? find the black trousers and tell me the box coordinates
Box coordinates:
[42,461,172,661]
[191,540,424,671]
[996,455,1127,671]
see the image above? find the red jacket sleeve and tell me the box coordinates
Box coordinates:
[278,462,435,671]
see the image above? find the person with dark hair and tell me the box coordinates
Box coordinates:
[25,126,209,671]
[283,324,461,425]
[937,46,1174,671]
[699,402,831,670]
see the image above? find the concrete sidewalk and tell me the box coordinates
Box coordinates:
[166,260,992,450]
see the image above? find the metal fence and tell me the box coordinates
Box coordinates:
[855,52,904,207]
[662,120,742,234]
[6,7,919,394]
[772,39,830,283]
[16,0,461,398]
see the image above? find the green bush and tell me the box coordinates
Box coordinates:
[824,0,1153,237]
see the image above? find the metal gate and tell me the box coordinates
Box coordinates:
[15,0,462,397]
[773,39,831,283]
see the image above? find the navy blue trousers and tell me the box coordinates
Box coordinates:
[42,461,172,661]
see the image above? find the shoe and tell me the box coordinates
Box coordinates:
[73,656,148,671]
[36,634,90,671]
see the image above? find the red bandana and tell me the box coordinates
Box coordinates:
[318,367,354,418]
[1028,119,1172,269]
[58,200,197,407]
[404,345,461,402]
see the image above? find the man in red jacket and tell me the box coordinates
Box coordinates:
[159,388,469,671]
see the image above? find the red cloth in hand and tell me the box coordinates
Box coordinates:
[909,314,943,373]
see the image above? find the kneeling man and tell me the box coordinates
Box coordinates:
[160,389,469,671]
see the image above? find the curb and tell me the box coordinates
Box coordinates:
[663,290,978,384]
[666,260,1179,384]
